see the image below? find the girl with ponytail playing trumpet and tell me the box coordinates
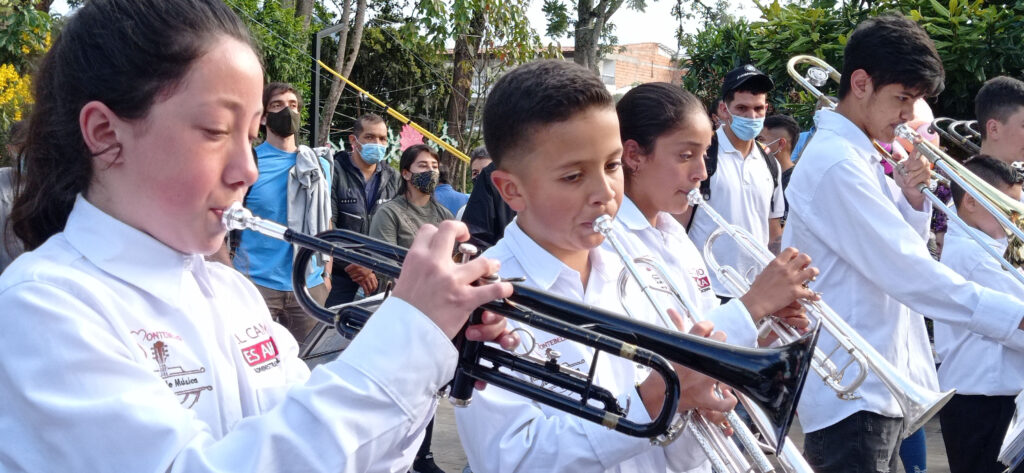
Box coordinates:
[610,82,818,349]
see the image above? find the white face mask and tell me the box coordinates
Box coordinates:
[760,137,781,157]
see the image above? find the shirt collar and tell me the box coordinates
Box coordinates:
[502,219,614,292]
[814,109,881,166]
[616,196,651,231]
[64,195,214,306]
[946,218,1008,253]
[617,196,688,238]
[715,126,745,159]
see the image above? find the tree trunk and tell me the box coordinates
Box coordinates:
[295,0,315,29]
[34,0,52,12]
[316,0,368,146]
[574,0,624,74]
[444,9,487,191]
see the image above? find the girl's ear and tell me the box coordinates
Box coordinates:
[621,139,647,174]
[491,169,526,212]
[80,100,125,166]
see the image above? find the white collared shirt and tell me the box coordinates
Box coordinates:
[782,109,1024,433]
[0,196,455,472]
[935,223,1024,395]
[688,126,785,297]
[455,219,706,473]
[607,196,758,348]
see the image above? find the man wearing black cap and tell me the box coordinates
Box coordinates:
[684,64,784,302]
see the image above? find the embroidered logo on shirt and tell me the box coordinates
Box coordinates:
[134,331,214,409]
[692,268,712,293]
[234,323,282,373]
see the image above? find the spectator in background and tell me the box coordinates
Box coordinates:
[233,82,333,353]
[461,147,514,249]
[1,120,27,272]
[434,162,469,216]
[469,146,491,180]
[758,114,801,222]
[327,113,401,307]
[368,143,452,473]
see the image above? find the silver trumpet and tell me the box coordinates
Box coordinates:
[690,189,955,438]
[595,216,815,473]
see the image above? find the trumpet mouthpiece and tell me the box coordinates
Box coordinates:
[593,215,614,234]
[222,202,251,231]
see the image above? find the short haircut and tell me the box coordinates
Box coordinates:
[975,76,1024,139]
[617,82,706,154]
[763,115,801,153]
[353,113,385,136]
[469,145,490,163]
[838,13,944,101]
[483,59,612,168]
[263,82,302,111]
[951,154,1024,206]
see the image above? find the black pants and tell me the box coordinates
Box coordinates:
[938,393,1016,473]
[803,410,904,473]
[416,417,434,459]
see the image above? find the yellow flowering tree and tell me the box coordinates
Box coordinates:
[0,4,51,165]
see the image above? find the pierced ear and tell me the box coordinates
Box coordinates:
[622,140,646,173]
[491,169,526,212]
[79,100,124,166]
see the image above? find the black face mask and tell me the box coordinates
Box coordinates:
[265,107,300,138]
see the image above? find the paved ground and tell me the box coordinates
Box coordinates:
[307,325,952,473]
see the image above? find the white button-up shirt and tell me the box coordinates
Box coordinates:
[688,126,785,297]
[455,219,705,473]
[935,222,1024,395]
[0,196,454,472]
[607,196,758,348]
[782,109,1024,433]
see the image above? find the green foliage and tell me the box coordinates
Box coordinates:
[227,0,324,128]
[0,5,52,166]
[678,0,1024,128]
[320,25,452,148]
[0,4,51,72]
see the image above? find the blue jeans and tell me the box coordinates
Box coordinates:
[803,410,903,473]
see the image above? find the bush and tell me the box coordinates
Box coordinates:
[679,0,1024,128]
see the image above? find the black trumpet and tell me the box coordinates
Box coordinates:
[223,203,819,450]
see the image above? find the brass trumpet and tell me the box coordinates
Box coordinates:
[222,203,818,448]
[690,189,955,438]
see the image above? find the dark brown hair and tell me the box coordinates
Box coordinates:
[11,0,255,250]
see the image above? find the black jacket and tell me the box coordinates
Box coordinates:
[461,162,515,250]
[328,151,401,305]
[331,151,401,234]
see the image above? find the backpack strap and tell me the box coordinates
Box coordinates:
[753,139,780,211]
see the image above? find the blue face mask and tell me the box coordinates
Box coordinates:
[356,139,387,165]
[727,109,765,142]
